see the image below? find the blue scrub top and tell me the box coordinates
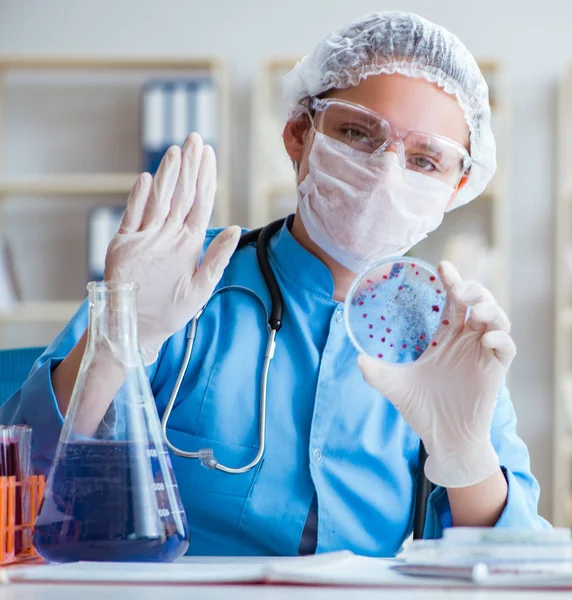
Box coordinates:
[0,219,550,556]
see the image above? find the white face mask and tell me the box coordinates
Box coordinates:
[297,133,454,274]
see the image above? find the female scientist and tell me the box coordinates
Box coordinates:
[0,11,549,556]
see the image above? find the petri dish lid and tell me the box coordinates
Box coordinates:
[443,527,572,545]
[344,256,448,363]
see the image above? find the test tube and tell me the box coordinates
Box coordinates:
[2,426,32,555]
[0,426,18,478]
[0,426,18,556]
[0,426,6,477]
[12,426,31,479]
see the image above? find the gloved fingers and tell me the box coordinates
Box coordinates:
[141,146,182,230]
[448,279,494,331]
[437,261,462,291]
[119,172,153,233]
[481,329,516,370]
[357,354,404,408]
[167,133,203,227]
[467,300,511,333]
[185,145,217,234]
[193,226,241,290]
[438,261,467,330]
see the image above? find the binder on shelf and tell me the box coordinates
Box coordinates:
[87,206,125,283]
[141,78,218,174]
[0,236,21,313]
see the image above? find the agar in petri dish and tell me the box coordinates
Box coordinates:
[345,257,448,363]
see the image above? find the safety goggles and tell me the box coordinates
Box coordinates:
[308,97,472,187]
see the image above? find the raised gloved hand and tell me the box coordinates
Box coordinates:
[105,133,241,365]
[358,261,515,488]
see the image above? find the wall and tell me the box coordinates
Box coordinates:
[0,0,564,519]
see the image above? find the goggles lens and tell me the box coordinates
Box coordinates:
[312,99,470,186]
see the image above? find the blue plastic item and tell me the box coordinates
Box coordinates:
[0,347,46,406]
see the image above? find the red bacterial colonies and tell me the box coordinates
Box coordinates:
[381,316,386,321]
[411,263,416,268]
[436,289,442,294]
[369,334,373,339]
[378,353,383,358]
[368,324,373,329]
[432,341,438,347]
[442,319,450,326]
[359,301,364,306]
[381,338,386,343]
[372,294,376,299]
[386,327,392,333]
[382,275,388,280]
[363,313,367,318]
[430,276,436,282]
[367,279,373,283]
[415,345,421,351]
[432,305,440,312]
[419,334,425,340]
[402,344,407,349]
[398,286,404,291]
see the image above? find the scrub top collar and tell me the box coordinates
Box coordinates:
[268,214,337,301]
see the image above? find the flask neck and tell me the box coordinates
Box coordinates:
[86,282,140,359]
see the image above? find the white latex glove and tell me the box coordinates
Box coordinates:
[105,133,241,364]
[358,261,516,488]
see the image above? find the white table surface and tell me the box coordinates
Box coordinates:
[3,556,571,599]
[2,583,571,600]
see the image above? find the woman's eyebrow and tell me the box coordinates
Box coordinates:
[340,113,383,129]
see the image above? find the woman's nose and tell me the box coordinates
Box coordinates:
[373,139,406,167]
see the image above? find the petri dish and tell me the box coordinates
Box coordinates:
[344,256,448,363]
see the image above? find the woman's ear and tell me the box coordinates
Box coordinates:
[283,115,311,164]
[445,173,470,211]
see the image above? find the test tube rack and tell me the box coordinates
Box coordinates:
[0,475,45,565]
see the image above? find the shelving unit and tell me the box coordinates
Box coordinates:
[0,56,230,338]
[249,59,510,308]
[553,63,572,527]
[0,302,80,324]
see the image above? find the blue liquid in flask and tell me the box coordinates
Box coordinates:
[33,440,189,562]
[34,282,190,562]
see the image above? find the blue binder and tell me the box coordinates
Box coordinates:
[141,78,218,174]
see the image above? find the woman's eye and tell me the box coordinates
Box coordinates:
[409,156,439,172]
[341,127,368,141]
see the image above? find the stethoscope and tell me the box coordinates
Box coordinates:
[160,214,433,539]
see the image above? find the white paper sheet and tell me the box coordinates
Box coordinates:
[4,552,462,588]
[6,552,572,590]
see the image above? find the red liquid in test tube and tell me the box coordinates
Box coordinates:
[1,426,31,555]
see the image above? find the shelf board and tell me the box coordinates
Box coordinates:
[0,174,228,197]
[0,173,139,196]
[0,56,221,71]
[0,301,81,323]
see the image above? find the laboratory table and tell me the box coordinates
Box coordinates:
[1,584,571,600]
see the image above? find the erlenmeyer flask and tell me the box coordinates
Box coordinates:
[33,282,189,562]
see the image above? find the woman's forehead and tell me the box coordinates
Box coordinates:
[326,73,470,148]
